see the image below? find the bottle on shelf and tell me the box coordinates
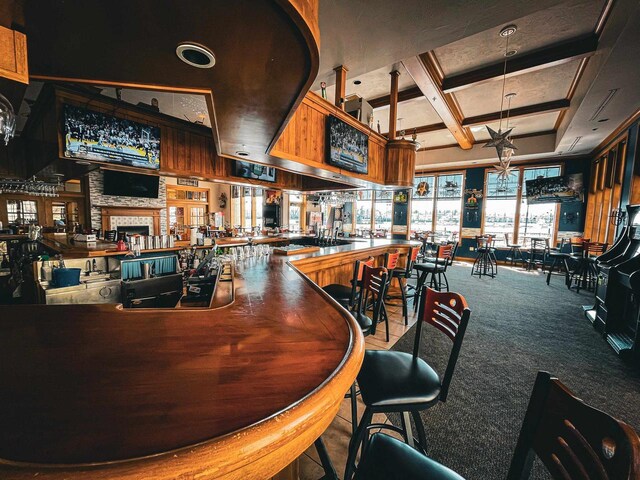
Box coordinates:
[1,253,10,269]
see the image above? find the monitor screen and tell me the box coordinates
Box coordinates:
[63,103,160,170]
[232,160,277,183]
[103,170,160,198]
[326,115,368,174]
[525,173,584,204]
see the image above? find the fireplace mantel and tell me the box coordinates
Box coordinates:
[100,206,161,235]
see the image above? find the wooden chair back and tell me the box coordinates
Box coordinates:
[586,242,608,257]
[570,237,590,253]
[383,250,401,270]
[476,235,494,249]
[414,287,471,402]
[348,256,376,307]
[530,238,548,252]
[402,246,420,276]
[357,265,389,325]
[508,371,640,480]
[435,243,454,268]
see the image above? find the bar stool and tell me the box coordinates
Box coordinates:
[545,238,570,285]
[412,243,454,312]
[471,235,496,278]
[323,256,375,309]
[344,287,471,480]
[389,246,420,325]
[504,233,524,266]
[568,241,607,293]
[526,237,548,271]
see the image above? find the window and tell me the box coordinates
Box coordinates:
[412,176,434,232]
[434,174,463,237]
[288,192,302,232]
[373,191,392,234]
[242,188,252,230]
[7,200,38,224]
[255,189,263,229]
[231,187,241,228]
[52,203,66,224]
[483,172,519,246]
[518,167,561,245]
[190,206,207,226]
[355,190,372,232]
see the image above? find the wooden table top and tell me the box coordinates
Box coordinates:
[0,238,416,479]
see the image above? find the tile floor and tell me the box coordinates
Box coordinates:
[299,297,419,479]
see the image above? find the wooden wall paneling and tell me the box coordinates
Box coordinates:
[597,155,607,191]
[589,158,599,194]
[605,149,616,189]
[0,25,28,84]
[615,141,626,184]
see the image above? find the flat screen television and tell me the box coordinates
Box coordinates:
[103,170,160,198]
[63,103,161,170]
[525,173,584,204]
[232,160,277,183]
[326,115,368,174]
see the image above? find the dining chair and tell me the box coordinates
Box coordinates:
[344,287,471,480]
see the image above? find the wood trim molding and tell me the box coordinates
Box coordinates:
[368,85,423,109]
[591,108,640,158]
[462,99,570,127]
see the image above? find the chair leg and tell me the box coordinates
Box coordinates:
[345,408,373,480]
[546,257,557,285]
[400,411,415,448]
[411,410,428,452]
[350,383,358,436]
[442,271,450,292]
[413,271,427,313]
[314,436,339,480]
[399,277,408,326]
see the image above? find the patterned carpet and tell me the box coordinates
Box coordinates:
[388,262,640,479]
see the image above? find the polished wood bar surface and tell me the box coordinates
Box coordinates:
[0,239,415,479]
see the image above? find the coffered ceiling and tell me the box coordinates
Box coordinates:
[315,0,640,166]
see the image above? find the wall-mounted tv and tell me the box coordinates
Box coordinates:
[326,115,368,174]
[63,103,160,170]
[103,169,160,198]
[525,173,584,204]
[232,160,277,183]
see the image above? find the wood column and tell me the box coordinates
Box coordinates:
[333,65,348,109]
[333,65,348,110]
[388,70,400,140]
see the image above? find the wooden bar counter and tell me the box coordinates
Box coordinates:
[0,239,416,479]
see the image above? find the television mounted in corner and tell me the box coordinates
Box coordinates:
[63,103,161,170]
[326,115,368,174]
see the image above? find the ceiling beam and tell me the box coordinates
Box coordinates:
[441,35,598,94]
[368,85,422,109]
[402,52,474,150]
[461,99,570,127]
[383,122,446,137]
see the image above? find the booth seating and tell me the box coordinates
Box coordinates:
[344,287,471,480]
[322,256,375,309]
[351,371,640,480]
[471,235,497,278]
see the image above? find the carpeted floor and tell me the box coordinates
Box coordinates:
[389,262,640,480]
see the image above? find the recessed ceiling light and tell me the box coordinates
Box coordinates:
[176,43,216,69]
[499,25,517,37]
[353,80,362,85]
[505,49,518,57]
[598,118,609,123]
[592,128,598,131]
[236,150,250,157]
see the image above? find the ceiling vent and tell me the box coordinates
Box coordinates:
[589,89,618,121]
[567,136,582,152]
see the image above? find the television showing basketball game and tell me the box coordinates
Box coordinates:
[525,173,584,204]
[63,104,160,170]
[326,115,368,174]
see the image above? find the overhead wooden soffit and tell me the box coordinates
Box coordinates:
[442,34,598,94]
[368,85,422,109]
[462,99,570,127]
[402,52,474,150]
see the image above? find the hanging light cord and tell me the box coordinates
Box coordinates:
[498,35,510,132]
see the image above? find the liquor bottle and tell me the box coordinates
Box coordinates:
[1,253,9,269]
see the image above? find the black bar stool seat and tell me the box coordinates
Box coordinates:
[357,350,441,408]
[352,311,373,335]
[355,433,464,480]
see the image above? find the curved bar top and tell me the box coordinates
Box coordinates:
[0,239,416,479]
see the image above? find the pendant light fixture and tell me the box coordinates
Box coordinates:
[483,25,518,172]
[0,93,17,145]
